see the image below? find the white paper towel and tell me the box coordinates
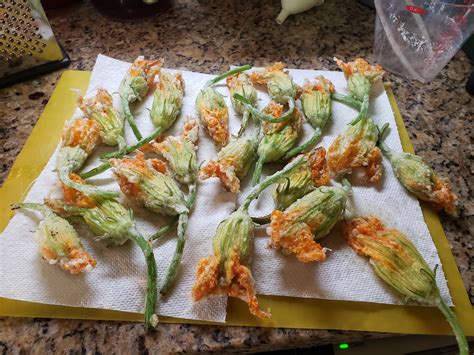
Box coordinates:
[0,55,452,324]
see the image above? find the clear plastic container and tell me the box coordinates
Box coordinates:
[374,0,474,82]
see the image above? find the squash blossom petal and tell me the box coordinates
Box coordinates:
[62,118,101,155]
[300,76,335,130]
[79,88,125,147]
[192,210,270,319]
[380,143,458,216]
[58,119,118,199]
[150,72,185,130]
[143,119,198,185]
[227,72,257,114]
[56,146,88,176]
[200,136,257,193]
[227,72,258,136]
[344,216,468,355]
[109,151,188,216]
[249,62,301,103]
[14,203,96,274]
[119,56,163,103]
[196,87,229,147]
[119,56,163,140]
[268,183,351,263]
[327,115,382,182]
[253,102,303,185]
[273,147,330,210]
[334,57,384,101]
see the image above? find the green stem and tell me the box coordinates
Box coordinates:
[252,156,265,186]
[79,127,164,179]
[377,122,390,143]
[121,96,143,141]
[160,212,189,295]
[205,64,252,87]
[149,222,177,243]
[59,168,119,199]
[186,183,198,210]
[238,110,251,138]
[435,296,469,355]
[12,203,51,217]
[241,155,306,212]
[106,126,164,159]
[128,228,158,330]
[149,185,196,244]
[234,93,295,124]
[79,162,111,180]
[282,128,322,161]
[349,94,369,126]
[331,93,362,110]
[378,141,394,160]
[341,177,353,195]
[116,135,127,155]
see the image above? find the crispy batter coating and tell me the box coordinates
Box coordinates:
[129,57,163,89]
[303,75,335,94]
[62,174,96,208]
[334,57,384,81]
[269,210,327,263]
[308,147,330,187]
[62,118,101,154]
[200,161,240,193]
[200,105,229,147]
[249,62,286,85]
[328,131,383,183]
[109,151,167,204]
[192,251,271,319]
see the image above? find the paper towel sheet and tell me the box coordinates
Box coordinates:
[0,55,451,324]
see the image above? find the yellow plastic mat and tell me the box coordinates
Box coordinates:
[1,71,472,335]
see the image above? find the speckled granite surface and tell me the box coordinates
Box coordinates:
[0,0,472,352]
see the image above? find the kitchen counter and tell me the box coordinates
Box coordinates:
[0,0,472,353]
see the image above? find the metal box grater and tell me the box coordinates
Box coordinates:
[0,0,70,88]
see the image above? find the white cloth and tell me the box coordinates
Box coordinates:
[0,56,451,325]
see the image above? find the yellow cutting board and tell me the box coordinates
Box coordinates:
[1,71,473,335]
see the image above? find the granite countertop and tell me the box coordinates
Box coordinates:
[0,0,472,352]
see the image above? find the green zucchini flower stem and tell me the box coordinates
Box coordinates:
[59,168,119,199]
[13,202,48,214]
[238,110,252,138]
[376,122,393,160]
[435,293,469,355]
[149,219,178,242]
[349,94,369,126]
[252,158,265,187]
[121,94,143,141]
[128,227,159,330]
[331,93,362,110]
[159,182,197,295]
[205,65,252,87]
[341,177,352,194]
[234,93,295,124]
[79,126,164,179]
[241,155,306,212]
[282,127,322,161]
[160,212,188,295]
